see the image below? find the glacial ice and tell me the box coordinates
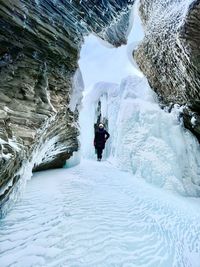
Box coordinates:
[69,68,85,112]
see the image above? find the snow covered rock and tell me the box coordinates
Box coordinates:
[135,0,200,141]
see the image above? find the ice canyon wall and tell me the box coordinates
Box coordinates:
[0,0,134,211]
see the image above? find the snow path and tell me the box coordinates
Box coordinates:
[1,160,200,267]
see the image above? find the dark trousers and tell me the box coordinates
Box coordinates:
[96,148,103,159]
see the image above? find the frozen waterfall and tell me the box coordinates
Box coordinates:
[80,74,200,197]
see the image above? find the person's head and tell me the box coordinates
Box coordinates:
[98,123,104,129]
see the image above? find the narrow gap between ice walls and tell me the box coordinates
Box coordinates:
[78,0,143,161]
[78,1,200,197]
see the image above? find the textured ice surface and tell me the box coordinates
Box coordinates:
[111,76,200,197]
[1,160,200,266]
[134,0,200,142]
[69,68,84,112]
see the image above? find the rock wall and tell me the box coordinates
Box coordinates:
[0,0,134,212]
[134,0,200,140]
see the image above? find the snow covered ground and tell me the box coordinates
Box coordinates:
[1,159,200,267]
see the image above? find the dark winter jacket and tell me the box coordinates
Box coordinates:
[94,128,110,149]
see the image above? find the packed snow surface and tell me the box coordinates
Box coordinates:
[1,160,200,267]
